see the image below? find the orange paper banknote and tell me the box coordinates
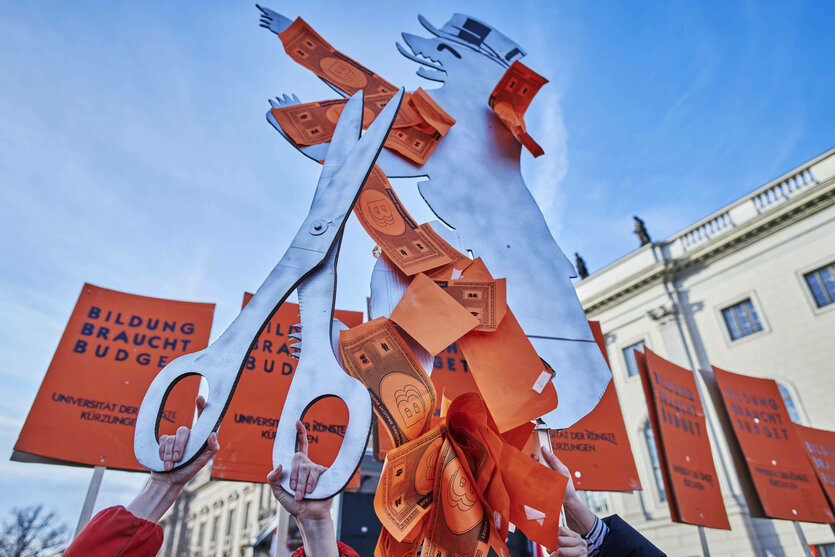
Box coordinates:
[434,278,507,332]
[276,19,454,163]
[278,18,397,96]
[390,274,480,357]
[354,167,457,275]
[375,526,423,557]
[340,318,436,446]
[375,426,445,542]
[488,61,548,157]
[386,89,456,164]
[422,438,491,557]
[272,88,455,164]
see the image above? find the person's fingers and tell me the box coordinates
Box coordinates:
[556,547,587,557]
[173,426,189,462]
[206,431,220,453]
[559,526,582,539]
[295,460,311,502]
[295,420,309,456]
[531,452,541,462]
[556,527,588,557]
[267,464,283,485]
[158,435,169,461]
[161,435,175,470]
[196,395,207,417]
[189,431,221,471]
[555,536,588,557]
[305,463,321,494]
[542,448,570,475]
[557,535,584,547]
[289,452,303,491]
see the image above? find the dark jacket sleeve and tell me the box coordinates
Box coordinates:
[291,541,360,557]
[64,506,163,557]
[599,515,666,557]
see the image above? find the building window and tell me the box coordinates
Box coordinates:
[198,522,205,547]
[226,508,236,537]
[721,299,763,340]
[623,341,646,377]
[643,423,667,502]
[804,263,835,308]
[778,383,802,424]
[211,515,220,542]
[243,501,251,532]
[583,491,610,515]
[814,543,835,557]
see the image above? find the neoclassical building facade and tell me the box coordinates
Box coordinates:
[576,146,835,556]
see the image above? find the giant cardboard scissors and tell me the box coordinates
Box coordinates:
[135,89,404,499]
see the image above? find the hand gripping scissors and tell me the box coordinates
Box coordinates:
[135,89,404,499]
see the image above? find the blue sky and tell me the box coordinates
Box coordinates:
[1,0,832,531]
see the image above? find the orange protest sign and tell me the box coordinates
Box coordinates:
[637,350,729,529]
[389,274,480,356]
[795,424,835,510]
[549,322,641,492]
[712,366,833,523]
[13,284,213,471]
[210,295,362,484]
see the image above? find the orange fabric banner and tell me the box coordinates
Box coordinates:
[713,366,833,523]
[795,424,835,511]
[13,284,214,471]
[549,322,641,492]
[637,350,730,529]
[210,295,362,484]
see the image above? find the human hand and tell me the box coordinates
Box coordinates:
[266,420,333,522]
[152,395,220,487]
[536,448,597,536]
[548,526,588,557]
[128,395,219,523]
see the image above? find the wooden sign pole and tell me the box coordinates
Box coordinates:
[274,506,291,556]
[793,521,813,557]
[73,465,105,538]
[697,525,710,557]
[534,421,566,555]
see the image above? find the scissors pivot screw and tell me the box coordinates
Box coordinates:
[309,219,329,235]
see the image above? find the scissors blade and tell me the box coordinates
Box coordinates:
[316,90,364,192]
[314,88,404,216]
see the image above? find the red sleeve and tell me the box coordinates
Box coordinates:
[64,506,163,557]
[291,541,360,557]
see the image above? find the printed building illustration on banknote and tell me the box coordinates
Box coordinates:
[258,7,611,429]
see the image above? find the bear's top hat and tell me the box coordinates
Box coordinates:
[418,13,526,67]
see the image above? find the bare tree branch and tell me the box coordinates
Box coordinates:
[0,506,68,557]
